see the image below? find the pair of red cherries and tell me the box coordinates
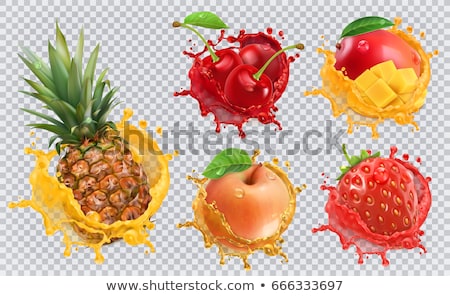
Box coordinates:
[201,41,300,111]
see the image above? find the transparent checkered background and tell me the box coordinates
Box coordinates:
[1,0,449,276]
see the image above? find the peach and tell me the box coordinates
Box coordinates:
[204,163,290,241]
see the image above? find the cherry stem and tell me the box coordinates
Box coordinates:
[253,43,304,81]
[342,144,352,165]
[173,21,219,62]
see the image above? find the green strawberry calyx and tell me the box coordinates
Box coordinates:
[337,144,380,180]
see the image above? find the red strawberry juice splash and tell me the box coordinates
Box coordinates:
[313,146,432,266]
[174,29,299,138]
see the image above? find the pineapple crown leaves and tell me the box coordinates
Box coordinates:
[337,144,381,180]
[19,22,120,154]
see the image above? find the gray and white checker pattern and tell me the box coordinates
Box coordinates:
[1,0,449,276]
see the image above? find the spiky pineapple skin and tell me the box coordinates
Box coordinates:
[57,130,152,225]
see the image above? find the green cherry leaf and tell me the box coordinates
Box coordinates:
[183,11,228,29]
[340,16,394,39]
[203,148,252,179]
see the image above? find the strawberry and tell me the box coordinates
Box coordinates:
[314,145,432,265]
[336,145,418,236]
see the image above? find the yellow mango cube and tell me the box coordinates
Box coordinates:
[389,97,405,107]
[365,79,397,108]
[355,69,379,91]
[370,60,397,81]
[388,68,418,94]
[398,92,414,103]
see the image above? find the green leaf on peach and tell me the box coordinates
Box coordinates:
[203,148,252,179]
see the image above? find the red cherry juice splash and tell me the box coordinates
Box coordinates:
[313,146,432,266]
[174,29,298,138]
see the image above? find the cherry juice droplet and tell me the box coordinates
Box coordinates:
[278,30,285,39]
[266,27,273,34]
[389,146,398,158]
[402,153,410,161]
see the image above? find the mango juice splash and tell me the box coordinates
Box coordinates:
[9,109,170,263]
[305,18,436,138]
[178,152,306,270]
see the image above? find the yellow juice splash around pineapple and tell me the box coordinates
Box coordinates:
[9,109,170,263]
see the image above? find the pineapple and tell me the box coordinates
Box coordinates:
[19,23,152,225]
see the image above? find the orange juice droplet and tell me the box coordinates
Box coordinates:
[9,109,171,263]
[272,157,279,165]
[122,108,133,122]
[251,149,261,163]
[139,119,148,129]
[295,184,307,194]
[156,126,163,136]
